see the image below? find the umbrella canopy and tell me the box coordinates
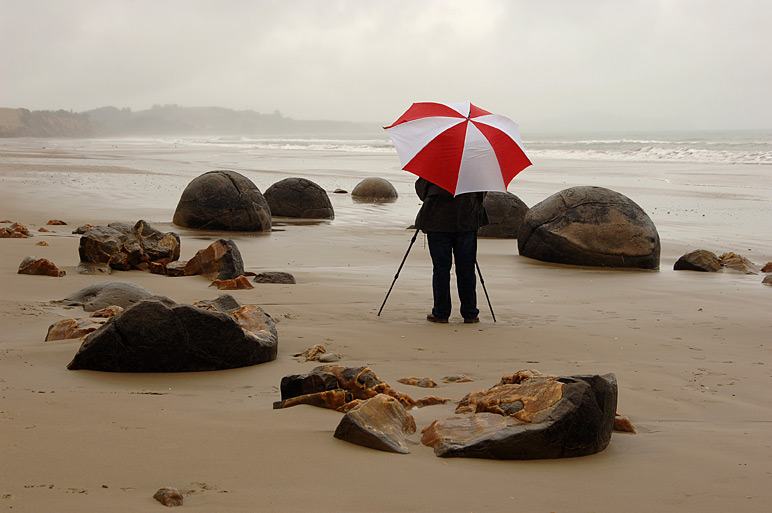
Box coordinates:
[384,101,532,196]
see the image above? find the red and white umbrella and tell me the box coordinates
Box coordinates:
[384,101,532,196]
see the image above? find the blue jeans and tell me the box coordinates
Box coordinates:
[427,231,479,320]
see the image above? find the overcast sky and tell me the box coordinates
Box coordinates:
[2,0,770,131]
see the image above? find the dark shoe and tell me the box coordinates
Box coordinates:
[426,314,449,323]
[463,316,480,324]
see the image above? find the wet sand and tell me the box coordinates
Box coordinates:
[1,139,771,512]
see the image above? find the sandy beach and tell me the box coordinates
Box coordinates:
[1,137,771,512]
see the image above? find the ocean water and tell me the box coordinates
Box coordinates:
[2,129,771,255]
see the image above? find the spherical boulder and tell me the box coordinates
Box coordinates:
[352,177,398,201]
[173,170,271,231]
[477,192,529,239]
[263,177,334,219]
[517,186,660,269]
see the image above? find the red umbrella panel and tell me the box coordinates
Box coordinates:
[384,101,532,195]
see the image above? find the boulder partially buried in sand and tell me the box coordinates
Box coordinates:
[518,186,660,269]
[264,177,334,219]
[421,371,617,459]
[173,170,272,231]
[67,296,277,372]
[477,191,529,239]
[351,177,398,201]
[61,281,174,312]
[674,249,722,272]
[18,256,65,277]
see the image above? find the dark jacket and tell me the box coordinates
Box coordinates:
[414,178,488,233]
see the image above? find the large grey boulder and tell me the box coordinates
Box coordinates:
[518,186,660,269]
[173,170,272,232]
[352,177,398,201]
[67,298,277,372]
[264,177,334,219]
[477,192,529,239]
[61,281,174,312]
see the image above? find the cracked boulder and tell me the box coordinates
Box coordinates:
[421,371,617,459]
[67,296,277,372]
[173,170,271,232]
[518,186,660,269]
[78,220,180,271]
[264,177,334,219]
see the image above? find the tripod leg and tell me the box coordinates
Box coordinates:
[377,229,420,316]
[475,261,496,322]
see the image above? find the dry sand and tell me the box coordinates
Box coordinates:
[1,139,771,512]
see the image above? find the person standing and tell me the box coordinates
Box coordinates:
[414,177,488,323]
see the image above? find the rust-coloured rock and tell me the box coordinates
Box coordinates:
[273,389,352,410]
[762,262,772,273]
[229,304,278,339]
[184,239,244,280]
[47,219,67,225]
[18,256,65,277]
[0,222,30,238]
[153,487,183,507]
[397,377,438,388]
[274,366,451,413]
[293,344,328,361]
[719,252,759,274]
[209,275,254,290]
[90,305,124,318]
[614,413,636,433]
[45,318,106,341]
[421,372,617,459]
[334,394,417,454]
[36,241,49,246]
[674,249,722,272]
[38,227,51,232]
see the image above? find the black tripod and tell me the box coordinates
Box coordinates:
[377,228,496,322]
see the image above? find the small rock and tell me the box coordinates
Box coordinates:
[72,224,95,234]
[719,252,759,274]
[38,227,51,232]
[36,241,50,246]
[47,219,67,225]
[76,262,113,275]
[760,262,772,273]
[442,374,473,383]
[45,318,106,341]
[674,249,722,272]
[293,345,328,361]
[18,256,65,277]
[763,275,772,286]
[90,305,124,318]
[613,413,636,433]
[397,377,438,388]
[333,188,348,194]
[253,271,296,284]
[209,275,254,290]
[318,353,341,363]
[153,487,183,507]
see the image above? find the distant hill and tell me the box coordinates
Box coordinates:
[0,108,93,137]
[0,104,366,137]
